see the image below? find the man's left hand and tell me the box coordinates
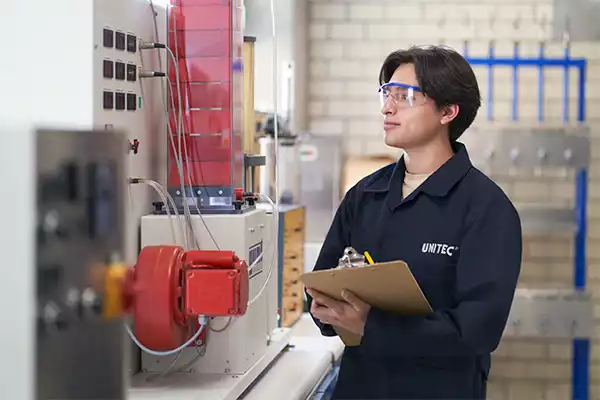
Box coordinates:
[307,288,371,336]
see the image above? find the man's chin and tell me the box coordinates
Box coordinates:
[384,134,401,149]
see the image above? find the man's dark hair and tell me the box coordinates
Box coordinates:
[379,45,481,141]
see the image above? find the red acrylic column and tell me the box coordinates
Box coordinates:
[167,0,244,203]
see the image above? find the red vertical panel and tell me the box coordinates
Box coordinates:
[168,0,241,191]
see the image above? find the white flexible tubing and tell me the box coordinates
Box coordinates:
[126,316,206,357]
[166,45,197,250]
[137,6,190,248]
[141,179,184,246]
[137,180,178,244]
[169,21,205,228]
[165,82,193,249]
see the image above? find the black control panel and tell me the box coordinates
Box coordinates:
[101,26,139,113]
[36,130,126,400]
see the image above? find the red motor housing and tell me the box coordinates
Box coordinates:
[132,246,249,351]
[184,250,249,317]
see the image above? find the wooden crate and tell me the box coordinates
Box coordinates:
[278,205,305,328]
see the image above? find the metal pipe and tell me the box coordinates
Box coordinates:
[573,340,590,400]
[578,62,586,122]
[462,40,469,57]
[574,170,587,289]
[512,42,519,121]
[537,42,545,122]
[464,57,586,67]
[563,43,570,122]
[573,168,589,400]
[487,41,494,121]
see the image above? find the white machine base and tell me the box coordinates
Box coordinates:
[129,315,345,400]
[129,328,292,400]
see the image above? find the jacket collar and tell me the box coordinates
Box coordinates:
[364,142,473,212]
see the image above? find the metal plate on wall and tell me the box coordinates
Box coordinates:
[516,204,576,233]
[504,289,594,339]
[462,125,590,171]
[552,0,600,41]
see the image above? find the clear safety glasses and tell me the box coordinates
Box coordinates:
[378,82,423,109]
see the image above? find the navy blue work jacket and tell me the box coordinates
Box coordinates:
[307,142,522,399]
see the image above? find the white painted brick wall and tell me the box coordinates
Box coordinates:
[308,0,600,398]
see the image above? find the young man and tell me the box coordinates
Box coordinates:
[305,46,522,399]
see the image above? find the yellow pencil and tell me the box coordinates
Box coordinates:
[364,251,375,265]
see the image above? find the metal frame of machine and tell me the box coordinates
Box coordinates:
[462,40,592,400]
[36,129,129,400]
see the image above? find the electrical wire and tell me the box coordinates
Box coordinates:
[141,0,196,249]
[130,178,180,245]
[164,343,207,377]
[126,315,207,357]
[145,350,184,382]
[208,316,233,333]
[164,53,220,250]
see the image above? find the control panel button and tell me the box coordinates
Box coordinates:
[103,28,113,48]
[41,301,67,331]
[127,34,137,53]
[115,92,126,110]
[115,62,125,80]
[81,287,103,315]
[115,32,126,50]
[127,94,137,111]
[126,64,137,82]
[103,91,113,110]
[103,60,113,79]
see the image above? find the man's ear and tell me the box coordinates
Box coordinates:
[440,104,459,126]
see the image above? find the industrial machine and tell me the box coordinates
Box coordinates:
[2,1,345,399]
[125,1,292,398]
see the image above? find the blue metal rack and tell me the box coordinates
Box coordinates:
[462,41,590,400]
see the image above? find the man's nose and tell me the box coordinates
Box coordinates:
[381,97,395,116]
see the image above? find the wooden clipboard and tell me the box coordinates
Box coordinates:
[301,260,433,346]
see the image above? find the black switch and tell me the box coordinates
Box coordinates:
[115,32,126,50]
[127,93,137,111]
[115,92,126,110]
[127,34,137,53]
[103,91,113,110]
[103,60,113,79]
[126,64,137,82]
[115,62,125,80]
[63,162,79,201]
[103,28,113,48]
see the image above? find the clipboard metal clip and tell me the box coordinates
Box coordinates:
[337,247,366,269]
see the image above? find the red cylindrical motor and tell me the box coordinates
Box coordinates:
[132,246,249,351]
